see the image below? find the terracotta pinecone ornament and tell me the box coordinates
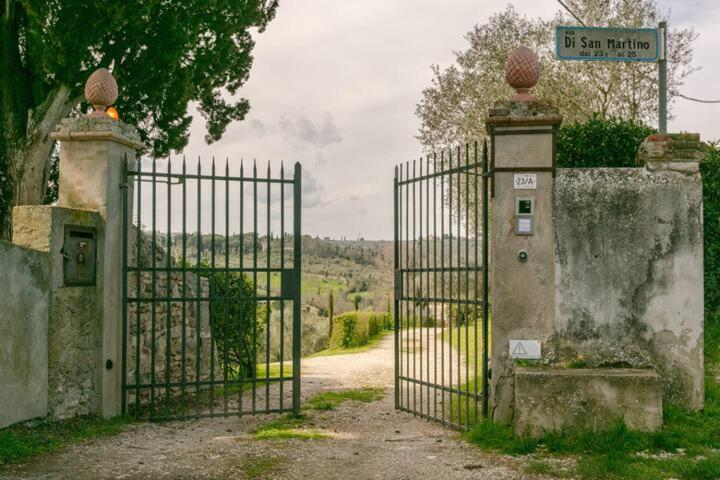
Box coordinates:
[505,46,540,102]
[85,67,118,117]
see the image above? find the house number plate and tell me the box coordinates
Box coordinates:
[514,173,537,189]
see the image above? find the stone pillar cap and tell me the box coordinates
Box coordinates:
[486,100,562,128]
[51,117,143,150]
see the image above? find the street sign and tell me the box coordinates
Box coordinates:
[556,26,659,62]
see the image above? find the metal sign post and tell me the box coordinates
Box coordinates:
[658,21,668,133]
[556,23,668,133]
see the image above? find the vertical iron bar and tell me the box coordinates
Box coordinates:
[292,163,302,414]
[482,140,490,418]
[448,148,453,426]
[405,161,410,410]
[432,153,438,419]
[399,163,404,410]
[252,161,258,413]
[265,162,272,412]
[150,158,157,418]
[134,159,142,416]
[456,145,462,428]
[239,161,245,415]
[280,162,286,411]
[412,159,416,414]
[473,141,479,426]
[393,165,400,410]
[418,159,423,415]
[165,158,172,415]
[440,151,445,424]
[465,143,470,429]
[181,157,187,407]
[195,157,202,417]
[224,160,230,414]
[210,159,216,414]
[121,155,129,415]
[425,156,431,418]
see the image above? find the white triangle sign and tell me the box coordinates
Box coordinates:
[511,342,528,356]
[509,340,541,359]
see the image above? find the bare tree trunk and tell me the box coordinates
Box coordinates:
[11,85,73,206]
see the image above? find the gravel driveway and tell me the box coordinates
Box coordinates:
[1,333,539,480]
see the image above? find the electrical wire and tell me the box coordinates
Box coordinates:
[674,93,720,104]
[557,0,586,26]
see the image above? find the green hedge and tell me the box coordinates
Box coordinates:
[328,311,386,349]
[702,142,720,318]
[556,115,654,169]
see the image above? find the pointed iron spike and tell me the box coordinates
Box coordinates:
[225,158,229,174]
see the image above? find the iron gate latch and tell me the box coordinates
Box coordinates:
[280,268,296,300]
[394,269,402,298]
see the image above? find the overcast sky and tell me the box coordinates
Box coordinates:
[176,0,720,241]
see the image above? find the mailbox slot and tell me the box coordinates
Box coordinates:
[63,225,97,286]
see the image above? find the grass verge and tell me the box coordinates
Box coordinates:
[304,387,385,411]
[309,330,392,358]
[250,414,328,440]
[0,415,133,466]
[466,320,720,479]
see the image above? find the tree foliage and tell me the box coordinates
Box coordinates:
[416,1,696,151]
[0,0,277,237]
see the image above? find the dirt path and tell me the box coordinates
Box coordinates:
[1,334,538,480]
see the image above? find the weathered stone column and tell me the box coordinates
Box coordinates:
[50,69,142,417]
[486,47,561,422]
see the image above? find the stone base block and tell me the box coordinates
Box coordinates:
[514,367,662,436]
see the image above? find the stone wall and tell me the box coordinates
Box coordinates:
[13,206,105,420]
[553,166,704,408]
[0,241,51,428]
[125,230,220,404]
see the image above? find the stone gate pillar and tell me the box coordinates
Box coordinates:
[486,47,561,422]
[50,69,142,417]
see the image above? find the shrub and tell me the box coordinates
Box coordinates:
[328,311,385,349]
[196,260,264,379]
[556,115,655,169]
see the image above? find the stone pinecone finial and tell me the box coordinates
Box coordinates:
[505,46,540,102]
[85,68,118,117]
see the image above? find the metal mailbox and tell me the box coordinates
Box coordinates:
[63,225,97,286]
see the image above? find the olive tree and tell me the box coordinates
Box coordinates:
[416,1,697,151]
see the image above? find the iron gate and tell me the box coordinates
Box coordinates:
[393,141,490,430]
[121,158,302,420]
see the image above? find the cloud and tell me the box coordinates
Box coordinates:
[300,169,326,209]
[278,112,342,148]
